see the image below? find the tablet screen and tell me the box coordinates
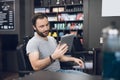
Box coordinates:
[60,34,75,52]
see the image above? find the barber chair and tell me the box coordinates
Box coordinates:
[60,37,97,74]
[16,39,33,77]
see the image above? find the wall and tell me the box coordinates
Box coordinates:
[23,0,120,49]
[0,0,26,72]
[0,38,2,74]
[87,0,120,48]
[24,0,34,37]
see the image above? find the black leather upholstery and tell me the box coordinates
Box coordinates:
[16,43,33,77]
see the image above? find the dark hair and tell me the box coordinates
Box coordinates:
[32,13,48,26]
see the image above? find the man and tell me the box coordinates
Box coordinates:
[26,13,84,73]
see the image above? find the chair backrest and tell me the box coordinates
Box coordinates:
[72,37,84,52]
[16,43,33,77]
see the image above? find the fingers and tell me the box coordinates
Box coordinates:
[53,43,68,59]
[60,45,68,54]
[58,44,68,55]
[78,61,84,67]
[57,43,68,50]
[75,59,84,68]
[79,60,84,68]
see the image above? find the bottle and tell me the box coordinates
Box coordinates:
[79,0,82,4]
[71,0,74,4]
[102,22,120,80]
[56,0,60,5]
[48,0,51,6]
[62,0,65,5]
[40,0,43,6]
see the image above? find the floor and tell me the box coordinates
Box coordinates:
[0,72,19,80]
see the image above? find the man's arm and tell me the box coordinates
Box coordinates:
[59,55,84,68]
[28,44,68,71]
[28,51,51,71]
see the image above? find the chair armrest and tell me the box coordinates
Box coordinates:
[72,61,93,70]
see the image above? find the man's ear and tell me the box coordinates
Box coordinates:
[33,26,36,31]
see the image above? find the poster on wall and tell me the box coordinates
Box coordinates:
[0,0,15,30]
[102,0,120,17]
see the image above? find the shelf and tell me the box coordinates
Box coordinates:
[34,0,84,42]
[44,11,83,14]
[34,3,83,14]
[35,4,83,11]
[34,0,84,8]
[60,11,83,13]
[46,4,83,7]
[51,29,83,31]
[49,20,83,23]
[65,4,83,6]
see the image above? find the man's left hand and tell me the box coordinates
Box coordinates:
[73,58,84,68]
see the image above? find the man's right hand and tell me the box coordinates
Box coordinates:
[51,44,68,60]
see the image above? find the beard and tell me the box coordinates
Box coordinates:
[35,29,49,37]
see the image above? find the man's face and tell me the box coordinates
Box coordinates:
[33,18,50,37]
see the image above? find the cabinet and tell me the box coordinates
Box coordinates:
[34,0,84,42]
[33,0,96,74]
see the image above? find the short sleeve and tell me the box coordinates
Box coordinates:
[26,39,39,55]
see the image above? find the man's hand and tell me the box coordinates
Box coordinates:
[73,58,84,68]
[51,43,68,60]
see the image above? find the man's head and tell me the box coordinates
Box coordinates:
[32,13,50,37]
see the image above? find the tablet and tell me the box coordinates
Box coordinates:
[60,34,75,52]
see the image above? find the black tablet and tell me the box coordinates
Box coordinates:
[60,34,75,52]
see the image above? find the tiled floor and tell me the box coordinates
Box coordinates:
[1,72,19,80]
